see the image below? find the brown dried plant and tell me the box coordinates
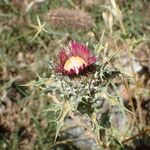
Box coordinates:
[45,8,94,31]
[82,0,99,6]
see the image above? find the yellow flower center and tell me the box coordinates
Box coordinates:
[64,56,87,74]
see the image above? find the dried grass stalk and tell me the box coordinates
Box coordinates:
[83,0,99,6]
[45,8,94,31]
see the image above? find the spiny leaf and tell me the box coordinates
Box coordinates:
[54,101,73,142]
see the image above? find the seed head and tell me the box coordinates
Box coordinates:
[45,8,94,31]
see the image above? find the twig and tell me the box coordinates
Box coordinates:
[128,50,144,128]
[50,137,91,148]
[122,127,150,144]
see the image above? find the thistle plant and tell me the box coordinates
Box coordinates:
[1,0,150,149]
[31,41,130,149]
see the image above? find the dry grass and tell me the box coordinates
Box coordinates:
[0,0,150,149]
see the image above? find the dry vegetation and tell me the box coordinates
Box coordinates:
[0,0,150,150]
